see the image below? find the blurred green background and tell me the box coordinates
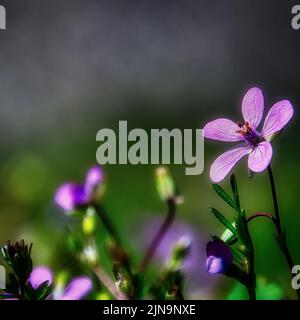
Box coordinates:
[0,0,299,299]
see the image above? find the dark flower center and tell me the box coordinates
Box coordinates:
[236,122,262,146]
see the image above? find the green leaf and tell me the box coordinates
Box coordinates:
[221,222,238,245]
[211,184,236,209]
[230,175,240,210]
[230,247,244,266]
[210,207,237,236]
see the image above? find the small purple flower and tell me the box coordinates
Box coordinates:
[28,267,92,300]
[28,266,53,288]
[206,238,232,274]
[55,165,103,212]
[203,87,294,182]
[58,277,93,300]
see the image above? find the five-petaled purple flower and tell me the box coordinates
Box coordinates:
[29,266,92,300]
[203,87,294,182]
[55,165,103,212]
[206,238,232,274]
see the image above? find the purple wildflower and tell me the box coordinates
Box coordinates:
[203,87,294,182]
[206,238,232,274]
[55,165,103,212]
[28,266,53,288]
[28,266,92,300]
[58,277,93,300]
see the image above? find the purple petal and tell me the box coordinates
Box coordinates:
[206,238,232,274]
[262,100,294,138]
[59,276,92,300]
[248,141,273,172]
[206,256,223,274]
[28,266,53,288]
[55,183,87,211]
[206,238,232,266]
[210,146,250,182]
[242,87,264,129]
[203,118,243,142]
[84,165,103,196]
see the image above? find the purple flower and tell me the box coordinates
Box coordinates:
[28,266,53,288]
[203,87,294,182]
[55,165,103,212]
[28,267,92,300]
[206,238,232,274]
[58,277,93,300]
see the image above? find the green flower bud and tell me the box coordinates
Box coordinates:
[82,208,98,235]
[155,167,176,201]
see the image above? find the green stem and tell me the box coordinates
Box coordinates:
[267,165,300,300]
[92,204,137,298]
[92,204,122,246]
[245,216,256,300]
[139,198,177,272]
[247,242,256,300]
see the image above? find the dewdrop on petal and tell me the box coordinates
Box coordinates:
[82,208,98,235]
[155,166,176,201]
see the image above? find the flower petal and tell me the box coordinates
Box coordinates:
[248,141,273,172]
[262,100,294,138]
[210,146,250,182]
[203,118,243,142]
[28,266,53,289]
[206,256,223,274]
[59,276,92,300]
[206,238,232,274]
[242,87,264,129]
[55,183,87,212]
[84,165,104,196]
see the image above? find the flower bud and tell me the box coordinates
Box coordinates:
[155,167,176,201]
[82,208,98,235]
[81,245,99,267]
[169,236,191,271]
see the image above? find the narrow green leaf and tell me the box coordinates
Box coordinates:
[211,184,236,209]
[210,207,237,236]
[230,175,240,210]
[230,247,244,266]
